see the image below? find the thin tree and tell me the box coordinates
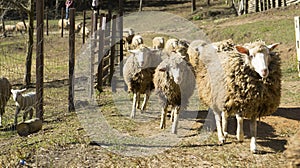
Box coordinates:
[5,0,35,86]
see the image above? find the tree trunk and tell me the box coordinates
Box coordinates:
[24,0,34,86]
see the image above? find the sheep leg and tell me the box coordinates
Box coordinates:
[170,108,174,122]
[141,91,150,112]
[250,117,258,153]
[14,107,21,126]
[171,106,180,134]
[23,108,34,121]
[136,93,141,109]
[214,111,225,144]
[160,105,168,129]
[236,114,244,142]
[131,93,138,118]
[221,111,228,138]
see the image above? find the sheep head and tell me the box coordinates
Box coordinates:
[236,42,279,78]
[159,54,186,85]
[11,88,26,101]
[129,46,151,68]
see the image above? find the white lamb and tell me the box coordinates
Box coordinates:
[11,89,36,125]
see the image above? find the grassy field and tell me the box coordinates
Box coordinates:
[0,1,300,167]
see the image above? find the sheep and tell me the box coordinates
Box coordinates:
[0,77,12,127]
[152,37,165,50]
[187,40,281,153]
[211,39,235,52]
[123,28,135,51]
[1,25,16,35]
[58,19,82,32]
[11,89,36,126]
[15,22,29,34]
[285,129,300,167]
[153,52,195,134]
[79,26,90,37]
[123,45,162,118]
[164,38,190,61]
[131,35,144,49]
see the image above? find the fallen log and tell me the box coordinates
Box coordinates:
[16,118,43,136]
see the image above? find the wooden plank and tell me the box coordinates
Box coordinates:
[68,8,76,112]
[295,16,300,77]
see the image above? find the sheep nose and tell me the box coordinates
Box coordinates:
[261,69,268,77]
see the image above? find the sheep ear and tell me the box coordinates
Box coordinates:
[236,46,249,55]
[267,43,280,51]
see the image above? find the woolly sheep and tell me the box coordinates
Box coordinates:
[11,89,36,125]
[188,40,281,153]
[15,22,29,34]
[153,52,195,134]
[1,25,16,34]
[152,37,165,50]
[0,77,12,127]
[58,19,82,32]
[165,38,190,61]
[211,39,235,52]
[123,46,162,118]
[79,26,90,37]
[131,35,144,49]
[285,129,300,167]
[123,28,135,51]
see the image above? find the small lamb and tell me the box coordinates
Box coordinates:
[11,89,36,125]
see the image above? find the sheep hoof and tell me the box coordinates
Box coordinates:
[223,132,228,138]
[218,139,225,145]
[251,149,258,154]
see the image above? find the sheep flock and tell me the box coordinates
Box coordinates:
[122,29,283,153]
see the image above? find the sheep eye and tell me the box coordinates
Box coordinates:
[248,55,254,59]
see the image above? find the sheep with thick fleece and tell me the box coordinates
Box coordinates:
[153,52,195,134]
[131,35,144,49]
[15,22,29,34]
[11,89,36,125]
[0,77,12,127]
[188,40,281,153]
[152,37,165,50]
[123,46,162,118]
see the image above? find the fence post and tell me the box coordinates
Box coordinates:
[119,0,124,77]
[36,0,44,121]
[96,14,105,92]
[68,8,75,112]
[61,7,64,38]
[45,7,49,36]
[110,15,117,86]
[191,0,196,12]
[294,16,300,77]
[83,10,86,44]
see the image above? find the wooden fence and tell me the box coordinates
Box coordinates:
[90,12,124,93]
[241,0,300,14]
